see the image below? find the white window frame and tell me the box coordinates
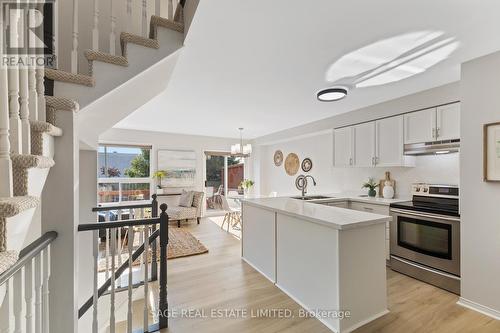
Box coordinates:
[97,144,153,205]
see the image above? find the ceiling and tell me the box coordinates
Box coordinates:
[114,0,500,139]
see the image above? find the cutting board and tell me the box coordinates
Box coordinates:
[379,171,395,198]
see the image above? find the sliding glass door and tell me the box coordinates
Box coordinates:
[205,153,245,212]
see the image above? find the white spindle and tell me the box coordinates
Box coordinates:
[141,0,147,37]
[143,225,149,331]
[0,281,11,333]
[110,228,116,333]
[105,212,110,280]
[34,254,42,333]
[92,230,98,333]
[13,270,23,333]
[109,0,116,55]
[28,67,38,121]
[117,209,123,269]
[92,0,99,50]
[19,64,31,154]
[35,68,45,122]
[0,2,12,197]
[71,0,79,73]
[127,227,134,333]
[42,248,50,333]
[25,259,34,333]
[155,0,160,16]
[27,9,38,122]
[8,6,21,154]
[168,0,173,20]
[126,0,132,32]
[35,3,45,122]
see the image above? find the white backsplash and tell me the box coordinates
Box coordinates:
[258,132,460,199]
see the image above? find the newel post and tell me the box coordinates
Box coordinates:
[158,203,169,329]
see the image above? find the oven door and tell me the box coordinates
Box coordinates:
[390,208,460,276]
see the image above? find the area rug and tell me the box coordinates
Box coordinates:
[98,228,208,272]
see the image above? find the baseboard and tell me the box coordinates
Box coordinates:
[241,257,276,284]
[275,283,340,333]
[457,297,500,320]
[342,309,390,333]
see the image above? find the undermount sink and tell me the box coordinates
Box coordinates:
[291,195,334,201]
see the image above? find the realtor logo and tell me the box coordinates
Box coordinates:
[1,0,56,68]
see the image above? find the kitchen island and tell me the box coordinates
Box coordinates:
[241,196,392,333]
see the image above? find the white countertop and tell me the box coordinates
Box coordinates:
[242,196,393,230]
[314,192,409,205]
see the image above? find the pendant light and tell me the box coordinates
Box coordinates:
[231,128,252,156]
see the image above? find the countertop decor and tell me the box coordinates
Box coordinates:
[284,153,300,176]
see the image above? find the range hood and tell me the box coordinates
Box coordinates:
[404,139,460,156]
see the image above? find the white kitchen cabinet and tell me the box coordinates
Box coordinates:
[334,127,354,167]
[404,107,436,144]
[436,103,460,141]
[375,116,405,166]
[353,122,376,167]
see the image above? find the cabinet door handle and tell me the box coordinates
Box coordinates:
[349,157,353,166]
[364,207,374,211]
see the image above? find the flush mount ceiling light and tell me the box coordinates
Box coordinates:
[317,87,348,102]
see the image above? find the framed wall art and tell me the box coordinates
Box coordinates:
[484,122,500,181]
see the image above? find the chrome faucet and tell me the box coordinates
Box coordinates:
[301,175,317,198]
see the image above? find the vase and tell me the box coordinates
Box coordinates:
[382,181,395,199]
[368,188,377,197]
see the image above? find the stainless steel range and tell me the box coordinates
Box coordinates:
[390,183,460,294]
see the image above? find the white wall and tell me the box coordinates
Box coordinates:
[99,128,238,193]
[259,132,460,198]
[255,82,461,198]
[459,51,500,317]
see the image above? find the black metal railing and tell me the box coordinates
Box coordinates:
[92,194,159,280]
[78,202,169,332]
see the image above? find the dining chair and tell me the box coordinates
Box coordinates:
[220,195,241,232]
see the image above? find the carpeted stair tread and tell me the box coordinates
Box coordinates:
[45,96,79,113]
[30,120,63,136]
[120,32,160,57]
[45,68,95,87]
[84,50,129,68]
[0,196,40,218]
[12,155,55,196]
[149,15,184,39]
[0,251,18,275]
[11,154,55,170]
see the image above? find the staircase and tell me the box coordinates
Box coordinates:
[0,0,197,331]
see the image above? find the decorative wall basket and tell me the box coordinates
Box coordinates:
[301,158,313,172]
[274,150,283,166]
[285,153,300,176]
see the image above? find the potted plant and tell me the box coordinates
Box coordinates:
[362,177,379,197]
[152,170,167,194]
[239,179,255,197]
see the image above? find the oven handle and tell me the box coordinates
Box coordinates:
[390,208,460,222]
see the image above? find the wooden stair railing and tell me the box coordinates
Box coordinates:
[0,231,58,333]
[77,201,169,333]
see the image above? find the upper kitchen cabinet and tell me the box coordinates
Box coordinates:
[334,127,354,167]
[404,107,436,144]
[436,103,460,141]
[353,122,376,167]
[375,116,414,167]
[404,102,461,144]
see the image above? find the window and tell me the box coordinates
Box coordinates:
[97,144,152,204]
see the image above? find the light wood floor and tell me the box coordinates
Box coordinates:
[157,217,500,333]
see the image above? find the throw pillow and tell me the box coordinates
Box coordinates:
[179,190,194,207]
